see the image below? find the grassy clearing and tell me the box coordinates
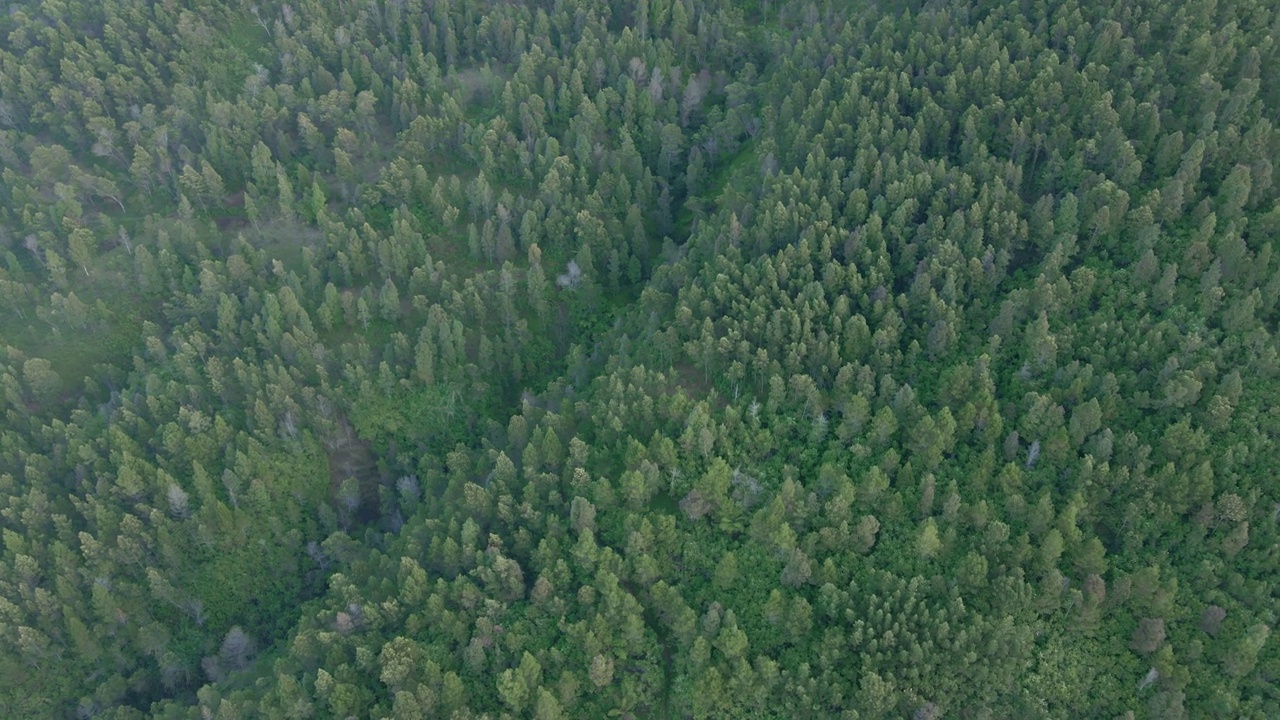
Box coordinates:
[708,143,761,198]
[217,18,272,88]
[244,216,324,274]
[1,234,157,401]
[674,141,759,242]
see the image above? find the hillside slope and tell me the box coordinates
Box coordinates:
[0,1,1277,718]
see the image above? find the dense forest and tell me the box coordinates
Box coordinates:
[0,0,1277,717]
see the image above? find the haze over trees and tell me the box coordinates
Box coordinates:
[0,0,1277,717]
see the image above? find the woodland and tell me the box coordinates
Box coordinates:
[0,0,1278,717]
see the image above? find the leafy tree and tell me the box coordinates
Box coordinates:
[2,1,1279,717]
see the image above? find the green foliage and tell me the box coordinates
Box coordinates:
[1,0,1278,717]
[351,382,481,456]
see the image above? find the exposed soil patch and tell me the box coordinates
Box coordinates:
[325,416,383,525]
[214,215,249,232]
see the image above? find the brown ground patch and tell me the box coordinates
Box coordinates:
[325,416,382,524]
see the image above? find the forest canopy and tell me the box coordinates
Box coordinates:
[0,0,1277,717]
